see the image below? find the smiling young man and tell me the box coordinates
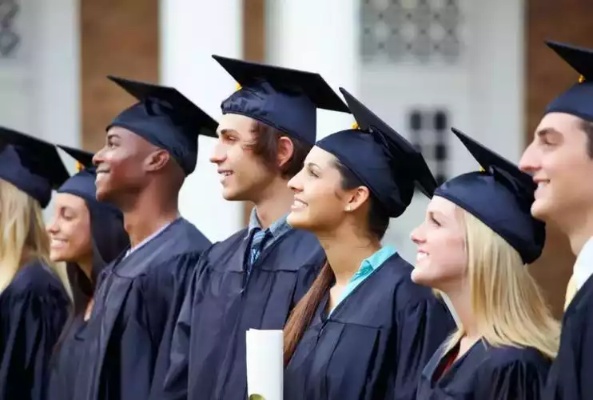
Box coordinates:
[71,76,216,400]
[157,57,349,400]
[520,41,593,400]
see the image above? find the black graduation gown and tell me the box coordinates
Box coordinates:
[284,253,455,400]
[160,227,324,400]
[47,316,88,400]
[417,339,551,399]
[544,273,593,400]
[0,260,70,400]
[72,218,210,400]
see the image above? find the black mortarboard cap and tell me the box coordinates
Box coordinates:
[434,128,545,264]
[107,76,219,175]
[212,55,349,145]
[545,40,593,122]
[57,145,101,204]
[0,126,68,208]
[315,88,437,218]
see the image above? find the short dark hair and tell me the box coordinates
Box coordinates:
[581,119,593,158]
[246,121,312,179]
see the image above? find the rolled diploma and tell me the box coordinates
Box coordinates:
[246,329,283,400]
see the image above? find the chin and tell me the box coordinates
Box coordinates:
[286,211,311,230]
[530,199,553,222]
[410,267,436,288]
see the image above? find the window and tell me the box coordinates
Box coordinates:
[408,108,449,185]
[0,0,20,58]
[361,0,462,64]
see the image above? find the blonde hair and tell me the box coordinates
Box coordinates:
[445,208,560,359]
[0,179,70,297]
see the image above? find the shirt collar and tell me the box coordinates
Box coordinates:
[574,236,593,290]
[245,207,291,240]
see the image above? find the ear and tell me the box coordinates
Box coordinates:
[344,186,371,213]
[144,149,171,172]
[277,136,295,169]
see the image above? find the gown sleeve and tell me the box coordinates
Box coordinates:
[0,288,69,400]
[476,356,549,400]
[392,297,455,400]
[150,253,206,400]
[111,252,198,400]
[545,303,593,400]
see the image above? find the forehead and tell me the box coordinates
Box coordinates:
[217,113,255,136]
[55,192,88,209]
[304,146,337,168]
[428,195,459,216]
[535,112,587,139]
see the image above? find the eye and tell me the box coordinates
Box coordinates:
[429,215,441,227]
[306,167,319,178]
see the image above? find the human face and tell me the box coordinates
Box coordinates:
[93,126,154,203]
[287,146,363,234]
[46,193,92,264]
[210,114,276,201]
[520,112,593,227]
[410,196,467,292]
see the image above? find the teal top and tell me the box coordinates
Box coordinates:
[330,245,397,314]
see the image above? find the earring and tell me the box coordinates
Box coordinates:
[346,205,352,212]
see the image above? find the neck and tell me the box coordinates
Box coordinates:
[561,209,593,256]
[444,285,479,339]
[318,224,381,286]
[122,190,179,248]
[77,255,93,280]
[252,177,293,229]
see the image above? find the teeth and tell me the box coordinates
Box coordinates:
[221,172,232,176]
[416,252,427,261]
[292,200,306,209]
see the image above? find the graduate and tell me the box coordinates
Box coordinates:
[0,127,71,400]
[71,76,216,400]
[159,57,349,400]
[413,128,559,399]
[520,41,593,400]
[46,146,129,400]
[282,88,455,400]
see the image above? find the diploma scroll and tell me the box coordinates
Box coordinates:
[246,329,283,400]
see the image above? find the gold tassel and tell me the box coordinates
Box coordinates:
[351,122,359,130]
[75,161,84,172]
[478,166,485,172]
[235,82,242,91]
[579,74,586,83]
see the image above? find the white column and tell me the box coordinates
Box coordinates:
[25,0,80,221]
[266,0,359,139]
[33,0,81,148]
[159,0,243,242]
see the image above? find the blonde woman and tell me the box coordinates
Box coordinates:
[0,127,71,400]
[411,128,559,399]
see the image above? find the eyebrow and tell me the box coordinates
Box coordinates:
[218,128,239,137]
[535,127,561,139]
[428,210,447,220]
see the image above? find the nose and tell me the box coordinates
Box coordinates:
[46,215,59,235]
[209,140,226,165]
[410,224,425,245]
[518,143,539,175]
[287,169,304,193]
[93,146,106,168]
